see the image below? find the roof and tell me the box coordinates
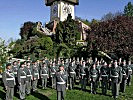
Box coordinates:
[45,0,79,6]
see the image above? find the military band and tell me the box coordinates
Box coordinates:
[1,57,133,100]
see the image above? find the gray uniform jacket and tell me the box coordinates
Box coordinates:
[56,70,67,91]
[110,67,121,83]
[18,68,26,85]
[12,65,19,77]
[40,67,49,79]
[2,69,16,88]
[50,66,57,77]
[90,68,98,82]
[68,64,76,78]
[25,67,32,82]
[32,66,39,80]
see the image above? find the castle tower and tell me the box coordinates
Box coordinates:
[45,0,79,22]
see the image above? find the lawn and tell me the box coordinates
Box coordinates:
[0,78,133,100]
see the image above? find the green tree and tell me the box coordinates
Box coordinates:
[12,36,53,59]
[124,2,133,17]
[0,38,8,65]
[55,14,81,46]
[20,21,35,40]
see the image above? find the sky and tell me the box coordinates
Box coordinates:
[0,0,132,41]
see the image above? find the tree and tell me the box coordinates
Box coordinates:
[75,16,91,26]
[101,12,115,21]
[0,38,8,65]
[101,12,123,21]
[20,21,35,40]
[88,16,133,59]
[55,14,81,46]
[124,2,133,17]
[12,36,54,59]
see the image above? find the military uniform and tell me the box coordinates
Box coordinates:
[40,65,49,89]
[96,63,102,88]
[32,65,39,92]
[127,64,132,86]
[18,67,27,99]
[25,66,32,95]
[120,64,128,93]
[100,64,109,95]
[90,66,98,94]
[50,64,57,89]
[3,69,16,100]
[56,69,67,100]
[68,62,76,89]
[12,64,19,94]
[80,64,87,90]
[110,65,121,99]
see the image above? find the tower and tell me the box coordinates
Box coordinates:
[45,0,79,22]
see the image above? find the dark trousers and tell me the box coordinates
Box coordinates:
[14,77,18,94]
[101,80,108,95]
[120,79,127,93]
[90,81,97,94]
[81,77,87,90]
[112,82,119,98]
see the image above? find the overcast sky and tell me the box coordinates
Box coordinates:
[0,0,132,41]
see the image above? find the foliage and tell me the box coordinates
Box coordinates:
[12,36,53,60]
[19,21,47,41]
[124,2,133,17]
[75,16,91,26]
[101,12,123,21]
[88,16,133,59]
[55,43,70,58]
[0,38,8,65]
[20,21,36,40]
[55,14,81,46]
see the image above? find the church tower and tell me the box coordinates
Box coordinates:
[45,0,79,22]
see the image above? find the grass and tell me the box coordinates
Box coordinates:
[0,78,133,100]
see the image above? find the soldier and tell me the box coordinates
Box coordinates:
[50,62,57,89]
[12,61,19,94]
[25,61,32,95]
[36,60,41,87]
[127,60,132,86]
[100,62,109,95]
[32,61,39,92]
[2,63,16,100]
[44,57,49,66]
[23,61,27,67]
[80,61,87,91]
[75,57,80,80]
[18,62,27,100]
[68,60,76,89]
[120,60,128,93]
[110,60,121,99]
[118,58,122,66]
[56,65,67,100]
[64,59,69,71]
[108,62,112,90]
[96,61,102,88]
[17,60,21,67]
[64,59,69,89]
[40,63,49,89]
[57,60,61,68]
[89,63,98,94]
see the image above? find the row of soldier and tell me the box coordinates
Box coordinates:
[2,57,133,100]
